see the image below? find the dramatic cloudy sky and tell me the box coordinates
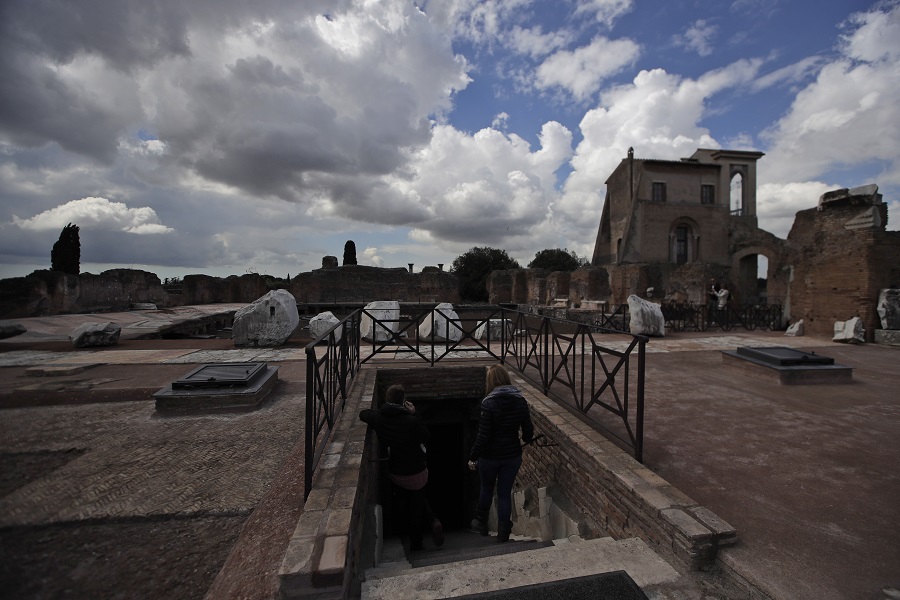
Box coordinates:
[1,0,898,279]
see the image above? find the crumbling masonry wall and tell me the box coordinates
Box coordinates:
[0,269,171,318]
[785,197,900,341]
[290,265,459,304]
[488,267,611,307]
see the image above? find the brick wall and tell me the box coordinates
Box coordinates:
[291,265,459,305]
[786,201,900,340]
[181,273,270,305]
[516,380,737,570]
[374,366,487,402]
[0,269,172,318]
[488,267,611,306]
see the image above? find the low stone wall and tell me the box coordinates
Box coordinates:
[0,266,461,318]
[516,380,737,569]
[279,369,374,600]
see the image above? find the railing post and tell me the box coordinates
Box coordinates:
[500,307,507,364]
[304,347,315,500]
[543,317,550,393]
[635,337,646,463]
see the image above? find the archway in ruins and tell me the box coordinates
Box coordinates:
[733,248,774,306]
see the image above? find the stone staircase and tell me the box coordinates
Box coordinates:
[361,533,680,599]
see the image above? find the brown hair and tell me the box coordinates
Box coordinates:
[485,364,511,394]
[385,384,405,404]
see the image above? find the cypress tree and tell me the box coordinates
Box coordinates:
[343,240,357,266]
[50,223,81,275]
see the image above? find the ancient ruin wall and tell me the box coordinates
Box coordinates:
[488,267,611,306]
[0,269,171,318]
[1,266,460,318]
[786,199,900,340]
[290,265,459,304]
[180,273,271,305]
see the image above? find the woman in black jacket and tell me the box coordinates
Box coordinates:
[360,384,443,550]
[468,365,534,542]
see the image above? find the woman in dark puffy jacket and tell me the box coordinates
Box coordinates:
[467,364,534,542]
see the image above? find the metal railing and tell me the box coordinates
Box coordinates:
[661,302,783,332]
[304,305,648,498]
[500,310,647,463]
[357,305,509,365]
[304,313,361,498]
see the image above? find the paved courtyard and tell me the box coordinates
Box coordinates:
[1,307,898,599]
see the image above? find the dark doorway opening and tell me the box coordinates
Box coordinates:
[738,253,768,305]
[425,423,469,530]
[380,396,481,536]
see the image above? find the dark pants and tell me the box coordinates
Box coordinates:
[476,454,522,524]
[393,485,435,548]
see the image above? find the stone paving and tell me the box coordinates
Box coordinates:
[2,306,893,600]
[0,392,305,529]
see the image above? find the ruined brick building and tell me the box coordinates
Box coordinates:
[589,147,900,340]
[490,148,900,341]
[591,147,788,306]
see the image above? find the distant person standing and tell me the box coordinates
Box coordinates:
[359,384,443,551]
[716,283,731,326]
[707,279,720,325]
[468,365,534,543]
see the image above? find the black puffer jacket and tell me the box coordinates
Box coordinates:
[359,402,430,475]
[469,385,534,461]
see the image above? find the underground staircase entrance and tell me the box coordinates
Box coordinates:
[379,396,481,538]
[373,391,554,568]
[369,365,537,561]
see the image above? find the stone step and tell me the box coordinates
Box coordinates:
[364,533,533,579]
[410,538,554,569]
[361,536,679,600]
[365,533,550,581]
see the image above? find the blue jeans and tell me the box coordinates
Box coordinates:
[476,455,522,524]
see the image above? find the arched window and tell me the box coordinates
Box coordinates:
[669,219,699,264]
[730,172,744,215]
[675,226,689,265]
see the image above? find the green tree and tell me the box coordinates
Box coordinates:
[527,248,585,272]
[450,246,520,302]
[50,223,80,275]
[343,240,357,265]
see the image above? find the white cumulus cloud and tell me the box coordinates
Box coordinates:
[363,246,384,267]
[761,2,900,187]
[12,197,173,234]
[674,19,718,57]
[535,37,641,101]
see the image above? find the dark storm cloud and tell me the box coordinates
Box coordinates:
[2,0,191,70]
[0,55,132,161]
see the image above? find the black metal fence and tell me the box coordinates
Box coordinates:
[662,302,783,332]
[304,306,648,499]
[500,311,647,463]
[304,312,361,498]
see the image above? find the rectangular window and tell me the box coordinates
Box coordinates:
[652,182,666,202]
[701,184,715,205]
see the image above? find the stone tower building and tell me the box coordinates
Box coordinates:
[591,148,788,306]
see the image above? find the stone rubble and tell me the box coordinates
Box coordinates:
[360,301,400,342]
[417,303,462,342]
[832,316,865,344]
[308,311,342,342]
[627,295,665,337]
[232,289,300,347]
